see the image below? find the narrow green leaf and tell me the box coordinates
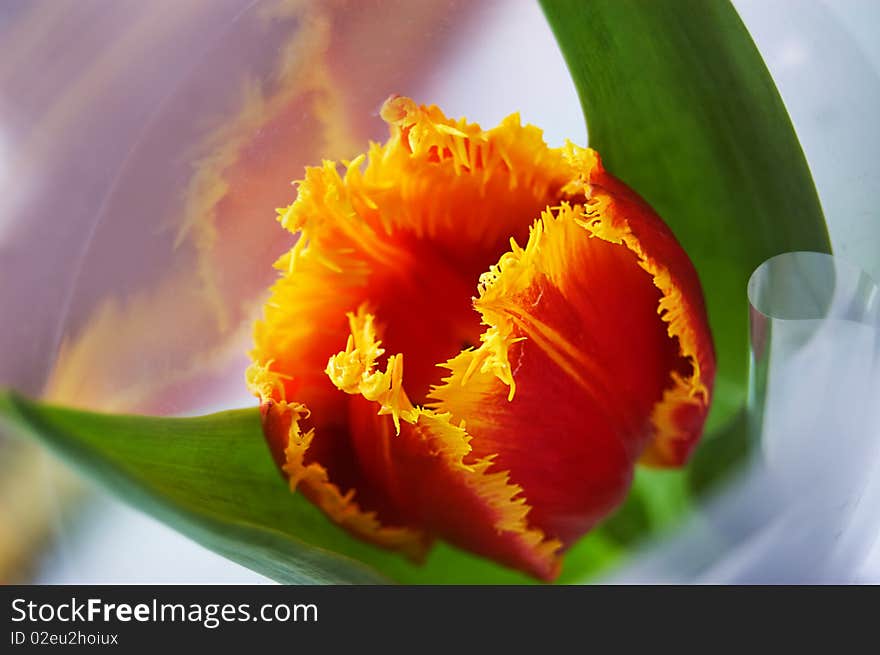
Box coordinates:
[0,392,385,584]
[540,0,831,435]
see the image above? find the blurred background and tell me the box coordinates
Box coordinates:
[1,0,878,583]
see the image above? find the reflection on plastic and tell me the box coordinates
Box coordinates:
[607,252,880,583]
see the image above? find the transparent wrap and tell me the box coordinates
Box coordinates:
[610,252,879,583]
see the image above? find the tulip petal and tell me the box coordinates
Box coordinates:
[429,161,714,545]
[325,308,562,580]
[577,154,716,466]
[253,388,429,561]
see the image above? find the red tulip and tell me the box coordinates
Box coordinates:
[248,96,715,580]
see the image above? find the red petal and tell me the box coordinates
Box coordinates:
[348,400,562,581]
[258,396,430,561]
[585,157,716,466]
[430,206,675,546]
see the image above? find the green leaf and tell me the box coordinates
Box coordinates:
[540,0,831,436]
[0,392,381,584]
[1,391,622,583]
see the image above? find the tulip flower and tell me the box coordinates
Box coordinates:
[247,96,716,580]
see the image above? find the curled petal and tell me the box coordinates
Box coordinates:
[251,364,428,561]
[578,153,715,466]
[327,309,562,580]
